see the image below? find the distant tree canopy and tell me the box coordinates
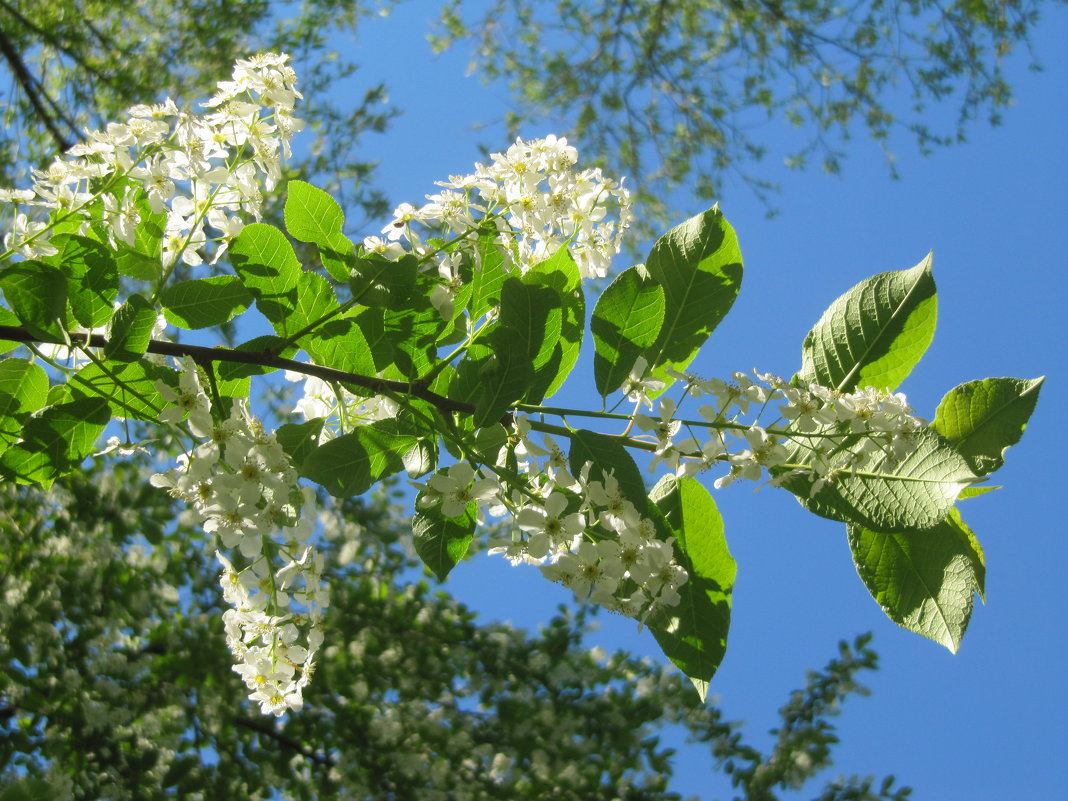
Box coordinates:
[0,0,392,222]
[434,0,1051,227]
[0,458,908,800]
[0,0,1055,232]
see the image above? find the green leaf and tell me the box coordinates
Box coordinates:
[413,503,477,581]
[642,207,743,392]
[522,247,585,400]
[647,476,735,699]
[0,261,68,340]
[284,180,353,282]
[216,336,298,380]
[276,418,325,468]
[798,254,937,392]
[0,397,109,486]
[160,275,252,329]
[932,376,1044,476]
[349,254,417,309]
[69,359,172,422]
[449,326,534,429]
[592,265,665,397]
[104,294,157,361]
[53,235,119,328]
[501,277,560,372]
[783,428,978,532]
[466,229,507,320]
[403,437,438,479]
[383,306,447,380]
[258,271,337,342]
[849,508,985,652]
[0,358,49,451]
[113,191,165,280]
[301,422,414,497]
[229,223,301,296]
[0,358,48,415]
[304,317,376,377]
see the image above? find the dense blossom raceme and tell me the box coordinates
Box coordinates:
[363,134,632,320]
[638,366,927,492]
[151,357,326,716]
[0,52,302,267]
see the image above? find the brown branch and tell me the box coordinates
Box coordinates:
[0,325,477,417]
[0,26,74,152]
[233,717,335,767]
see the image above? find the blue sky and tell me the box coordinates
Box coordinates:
[315,4,1067,798]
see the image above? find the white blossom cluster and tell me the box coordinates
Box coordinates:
[0,52,302,268]
[150,358,326,716]
[364,134,632,321]
[632,366,927,494]
[415,451,689,623]
[284,372,399,443]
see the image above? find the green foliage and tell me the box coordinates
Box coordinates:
[932,376,1044,476]
[798,256,937,393]
[849,510,985,652]
[641,206,743,392]
[648,476,735,700]
[160,276,252,330]
[0,465,908,799]
[592,265,665,397]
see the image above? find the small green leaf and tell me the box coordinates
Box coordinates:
[104,293,157,361]
[403,437,438,478]
[647,476,735,699]
[301,422,413,497]
[69,359,172,422]
[642,207,743,393]
[0,358,48,415]
[849,508,985,652]
[258,271,337,342]
[161,275,252,329]
[413,503,476,581]
[0,261,68,340]
[229,223,301,295]
[522,247,584,401]
[0,358,49,451]
[799,254,937,392]
[304,318,376,377]
[592,265,665,397]
[932,376,1044,476]
[276,418,325,468]
[53,235,119,328]
[284,180,353,281]
[0,397,109,486]
[466,229,507,320]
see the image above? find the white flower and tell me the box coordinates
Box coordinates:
[426,463,499,518]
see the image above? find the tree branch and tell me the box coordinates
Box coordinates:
[233,717,335,767]
[0,25,74,152]
[0,325,477,417]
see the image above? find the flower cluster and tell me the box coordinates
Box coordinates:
[416,449,689,623]
[0,52,302,268]
[629,366,926,493]
[364,134,631,321]
[151,358,326,716]
[284,372,399,443]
